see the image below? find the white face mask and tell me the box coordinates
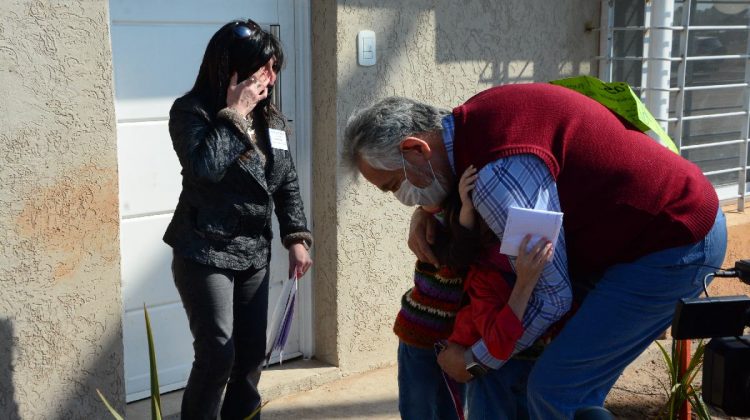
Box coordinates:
[393,153,448,207]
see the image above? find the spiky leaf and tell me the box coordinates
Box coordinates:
[144,304,162,420]
[96,389,125,420]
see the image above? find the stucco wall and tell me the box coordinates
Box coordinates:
[311,0,599,372]
[0,1,123,418]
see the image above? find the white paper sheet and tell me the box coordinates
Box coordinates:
[499,206,563,256]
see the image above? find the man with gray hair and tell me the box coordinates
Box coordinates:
[342,83,726,418]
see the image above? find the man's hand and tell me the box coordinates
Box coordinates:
[436,341,473,383]
[408,207,439,265]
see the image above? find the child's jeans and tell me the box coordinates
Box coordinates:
[398,341,465,420]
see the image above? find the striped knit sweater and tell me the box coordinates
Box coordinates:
[393,261,465,349]
[393,196,486,349]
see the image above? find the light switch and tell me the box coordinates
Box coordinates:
[358,30,376,66]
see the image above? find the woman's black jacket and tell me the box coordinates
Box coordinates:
[163,92,312,270]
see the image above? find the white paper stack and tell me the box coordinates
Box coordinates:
[499,206,563,256]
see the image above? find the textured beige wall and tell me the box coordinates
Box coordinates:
[311,1,599,372]
[310,0,341,366]
[0,1,124,418]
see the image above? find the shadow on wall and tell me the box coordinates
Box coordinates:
[433,2,596,83]
[51,319,125,420]
[338,0,599,118]
[0,317,19,420]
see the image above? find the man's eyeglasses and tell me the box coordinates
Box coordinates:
[232,22,260,40]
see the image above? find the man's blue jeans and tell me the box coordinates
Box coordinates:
[398,341,465,420]
[527,210,727,419]
[467,358,535,420]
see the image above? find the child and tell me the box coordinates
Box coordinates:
[392,165,558,420]
[437,165,555,420]
[392,240,467,419]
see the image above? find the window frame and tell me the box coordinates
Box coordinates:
[598,0,750,211]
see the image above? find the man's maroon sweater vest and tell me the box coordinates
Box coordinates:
[452,83,718,279]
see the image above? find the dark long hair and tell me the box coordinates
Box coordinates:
[434,188,499,273]
[189,19,285,121]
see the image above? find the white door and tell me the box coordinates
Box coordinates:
[109,0,312,402]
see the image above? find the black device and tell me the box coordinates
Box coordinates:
[464,349,488,378]
[702,336,750,416]
[672,295,750,339]
[669,259,750,417]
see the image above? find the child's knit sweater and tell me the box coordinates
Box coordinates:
[393,261,465,349]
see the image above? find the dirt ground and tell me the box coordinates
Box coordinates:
[604,342,677,419]
[603,275,750,420]
[604,339,746,420]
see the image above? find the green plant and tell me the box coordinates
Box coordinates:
[97,305,265,419]
[98,304,163,419]
[244,401,269,420]
[655,339,710,420]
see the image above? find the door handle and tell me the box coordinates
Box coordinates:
[271,24,282,112]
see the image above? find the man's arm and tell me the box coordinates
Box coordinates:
[470,154,572,369]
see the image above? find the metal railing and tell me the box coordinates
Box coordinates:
[598,0,749,211]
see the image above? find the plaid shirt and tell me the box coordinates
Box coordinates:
[442,114,572,369]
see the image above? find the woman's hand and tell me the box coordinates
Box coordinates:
[226,66,272,117]
[408,207,439,265]
[515,235,553,290]
[288,243,312,279]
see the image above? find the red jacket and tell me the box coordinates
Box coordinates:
[449,244,576,360]
[449,246,524,360]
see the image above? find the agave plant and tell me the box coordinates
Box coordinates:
[655,339,710,420]
[98,304,163,419]
[97,305,266,419]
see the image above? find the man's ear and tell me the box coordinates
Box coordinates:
[399,136,432,160]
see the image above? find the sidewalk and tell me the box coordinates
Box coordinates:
[263,364,399,419]
[126,359,399,420]
[127,341,729,420]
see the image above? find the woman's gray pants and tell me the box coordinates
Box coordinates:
[172,253,269,420]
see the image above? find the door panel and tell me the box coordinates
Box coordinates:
[120,216,176,310]
[120,215,194,400]
[110,0,278,23]
[111,23,217,121]
[122,304,193,401]
[116,122,181,217]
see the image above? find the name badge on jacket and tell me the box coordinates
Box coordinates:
[269,129,288,150]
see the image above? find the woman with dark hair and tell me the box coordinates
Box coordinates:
[163,19,312,420]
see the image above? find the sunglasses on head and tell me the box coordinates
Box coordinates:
[232,21,261,40]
